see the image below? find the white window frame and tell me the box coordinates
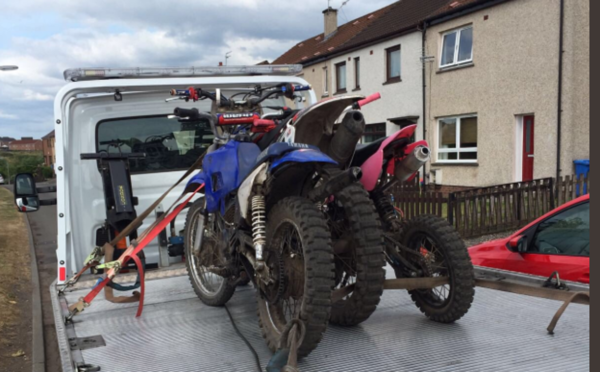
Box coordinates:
[323,66,329,95]
[439,25,473,68]
[436,115,478,163]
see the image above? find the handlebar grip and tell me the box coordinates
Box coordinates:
[252,119,277,133]
[293,85,311,91]
[170,89,190,96]
[174,107,199,118]
[357,93,381,108]
[253,119,276,127]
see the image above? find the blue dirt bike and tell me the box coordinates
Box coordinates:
[174,101,364,358]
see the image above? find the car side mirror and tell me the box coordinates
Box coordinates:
[13,173,40,213]
[507,235,527,253]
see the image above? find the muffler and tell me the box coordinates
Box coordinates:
[329,110,365,166]
[394,145,431,182]
[309,167,362,202]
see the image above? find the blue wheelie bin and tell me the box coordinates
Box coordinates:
[573,159,589,196]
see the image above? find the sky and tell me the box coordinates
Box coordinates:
[0,0,397,139]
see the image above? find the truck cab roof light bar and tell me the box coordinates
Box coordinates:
[63,65,303,82]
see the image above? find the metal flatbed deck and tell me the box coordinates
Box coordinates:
[53,268,589,372]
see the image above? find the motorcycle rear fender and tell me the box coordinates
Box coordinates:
[237,150,337,223]
[360,124,418,191]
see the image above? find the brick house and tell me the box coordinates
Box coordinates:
[42,130,56,167]
[8,137,42,151]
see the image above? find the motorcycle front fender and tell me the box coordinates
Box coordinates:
[184,171,207,193]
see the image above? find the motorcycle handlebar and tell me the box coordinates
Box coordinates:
[174,107,227,143]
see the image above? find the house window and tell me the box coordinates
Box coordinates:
[363,123,386,143]
[323,67,329,95]
[440,26,473,68]
[386,45,401,83]
[437,115,477,162]
[354,57,360,89]
[335,62,347,93]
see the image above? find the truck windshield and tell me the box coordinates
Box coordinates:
[97,115,212,173]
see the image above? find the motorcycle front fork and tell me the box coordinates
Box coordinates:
[372,189,424,277]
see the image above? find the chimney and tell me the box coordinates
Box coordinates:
[323,7,338,38]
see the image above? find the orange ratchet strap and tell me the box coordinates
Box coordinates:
[73,183,204,318]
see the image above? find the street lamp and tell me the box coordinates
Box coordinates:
[225,52,232,66]
[0,157,10,185]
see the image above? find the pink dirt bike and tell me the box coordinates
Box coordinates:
[275,93,475,324]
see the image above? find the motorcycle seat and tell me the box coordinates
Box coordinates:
[351,137,386,167]
[255,142,319,167]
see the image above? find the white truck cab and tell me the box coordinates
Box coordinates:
[14,65,315,284]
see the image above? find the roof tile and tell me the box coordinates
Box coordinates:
[272,3,395,64]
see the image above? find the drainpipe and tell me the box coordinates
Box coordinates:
[556,0,564,180]
[421,22,428,184]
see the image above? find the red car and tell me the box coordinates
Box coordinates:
[469,194,590,283]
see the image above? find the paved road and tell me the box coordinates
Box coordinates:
[4,182,62,371]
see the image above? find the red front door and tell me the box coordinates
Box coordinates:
[522,115,534,181]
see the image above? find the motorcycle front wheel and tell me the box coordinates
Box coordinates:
[393,214,475,323]
[256,197,335,359]
[184,198,236,306]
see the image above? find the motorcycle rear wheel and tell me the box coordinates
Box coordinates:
[256,197,334,359]
[327,183,385,326]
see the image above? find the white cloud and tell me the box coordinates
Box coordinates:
[0,110,18,119]
[0,0,397,138]
[22,89,54,101]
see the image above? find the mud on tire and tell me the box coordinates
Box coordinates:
[257,197,335,359]
[397,214,475,323]
[328,183,385,326]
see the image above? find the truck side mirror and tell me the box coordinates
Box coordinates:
[507,235,527,253]
[13,173,40,213]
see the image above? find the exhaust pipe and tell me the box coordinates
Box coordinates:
[394,145,430,182]
[329,110,365,166]
[309,167,362,202]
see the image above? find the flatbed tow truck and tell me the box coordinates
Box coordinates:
[52,266,589,372]
[16,66,589,371]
